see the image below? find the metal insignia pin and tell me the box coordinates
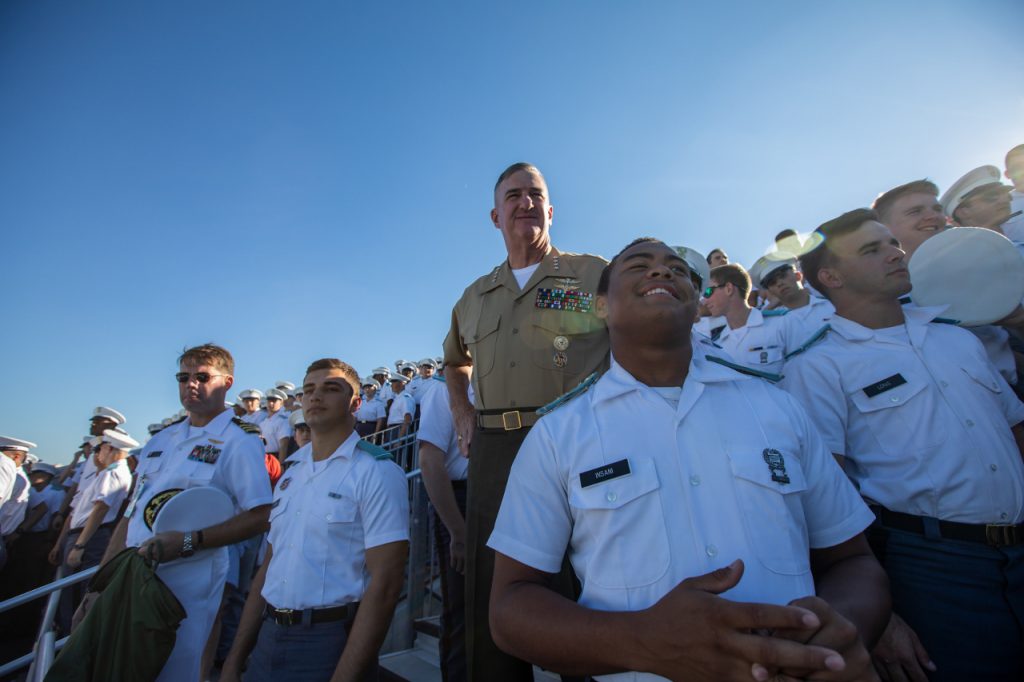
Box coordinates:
[553,335,570,351]
[762,448,790,485]
[553,351,568,368]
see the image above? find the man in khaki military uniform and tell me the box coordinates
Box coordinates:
[444,162,609,681]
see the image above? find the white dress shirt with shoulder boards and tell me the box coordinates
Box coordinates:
[780,306,1024,525]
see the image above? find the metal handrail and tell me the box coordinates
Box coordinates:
[0,565,97,613]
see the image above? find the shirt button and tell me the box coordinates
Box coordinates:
[990,464,998,471]
[889,396,899,403]
[690,475,701,486]
[706,544,718,557]
[605,491,617,503]
[940,381,949,387]
[1002,513,1009,519]
[510,361,516,367]
[966,420,975,427]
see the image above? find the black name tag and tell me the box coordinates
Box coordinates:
[579,459,631,488]
[862,373,907,398]
[146,450,163,459]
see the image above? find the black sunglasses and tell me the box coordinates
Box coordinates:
[175,372,226,384]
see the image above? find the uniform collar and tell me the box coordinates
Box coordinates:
[829,304,947,344]
[482,248,579,295]
[184,408,234,437]
[296,430,361,466]
[593,336,753,405]
[742,307,764,328]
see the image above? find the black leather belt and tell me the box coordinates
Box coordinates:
[476,408,542,431]
[875,507,1024,547]
[266,602,360,626]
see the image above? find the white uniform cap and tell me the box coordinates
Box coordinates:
[671,246,711,287]
[275,381,296,392]
[89,436,103,447]
[400,362,417,372]
[940,165,1008,218]
[33,463,57,477]
[418,358,437,368]
[102,429,140,451]
[371,366,391,378]
[435,357,443,367]
[361,378,381,390]
[394,359,408,370]
[390,373,410,384]
[25,453,39,465]
[160,417,174,427]
[91,406,126,425]
[748,255,798,289]
[0,435,38,452]
[147,423,163,435]
[288,410,306,428]
[239,389,264,400]
[265,388,288,401]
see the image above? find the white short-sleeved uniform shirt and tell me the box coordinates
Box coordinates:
[715,308,788,375]
[259,411,291,453]
[780,296,835,352]
[0,457,17,512]
[125,409,273,549]
[406,376,429,404]
[71,454,98,487]
[354,397,387,423]
[28,484,66,533]
[242,410,267,426]
[262,433,409,610]
[377,383,395,404]
[692,315,725,340]
[0,460,29,535]
[69,459,133,529]
[387,392,416,426]
[416,379,469,481]
[780,306,1024,524]
[490,352,872,682]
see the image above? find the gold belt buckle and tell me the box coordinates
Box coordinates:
[501,411,522,431]
[985,524,1019,547]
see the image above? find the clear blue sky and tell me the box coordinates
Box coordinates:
[3,0,1022,463]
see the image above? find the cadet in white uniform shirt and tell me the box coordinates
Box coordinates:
[355,379,387,436]
[417,376,470,682]
[386,374,415,435]
[85,344,273,682]
[260,388,291,457]
[488,238,887,682]
[780,210,1024,682]
[239,389,267,424]
[221,358,409,682]
[750,258,836,353]
[702,263,788,376]
[0,436,35,569]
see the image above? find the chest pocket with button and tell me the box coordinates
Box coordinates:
[847,368,945,453]
[728,450,810,575]
[567,457,669,588]
[961,363,1004,396]
[462,312,501,379]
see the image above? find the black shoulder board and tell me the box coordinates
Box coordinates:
[231,417,263,436]
[898,295,913,305]
[710,325,727,342]
[537,371,601,416]
[705,355,783,383]
[932,317,961,325]
[784,324,831,360]
[356,439,393,461]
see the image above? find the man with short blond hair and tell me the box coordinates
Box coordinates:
[872,179,946,259]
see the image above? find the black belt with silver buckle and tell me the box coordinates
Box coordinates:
[266,602,360,626]
[476,408,542,431]
[874,507,1024,547]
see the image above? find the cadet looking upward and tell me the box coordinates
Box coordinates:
[443,162,609,681]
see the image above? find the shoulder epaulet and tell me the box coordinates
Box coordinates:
[695,336,723,349]
[705,355,783,383]
[231,417,263,436]
[710,325,727,342]
[282,458,300,472]
[762,308,788,317]
[537,371,600,416]
[932,317,961,325]
[898,295,913,305]
[356,439,394,461]
[784,324,832,360]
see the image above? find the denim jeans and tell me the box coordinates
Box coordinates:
[880,526,1024,682]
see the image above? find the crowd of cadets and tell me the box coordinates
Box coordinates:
[0,145,1022,681]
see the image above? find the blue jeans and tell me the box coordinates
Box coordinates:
[880,527,1024,681]
[244,614,378,682]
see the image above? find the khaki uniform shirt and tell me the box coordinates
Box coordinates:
[443,249,610,410]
